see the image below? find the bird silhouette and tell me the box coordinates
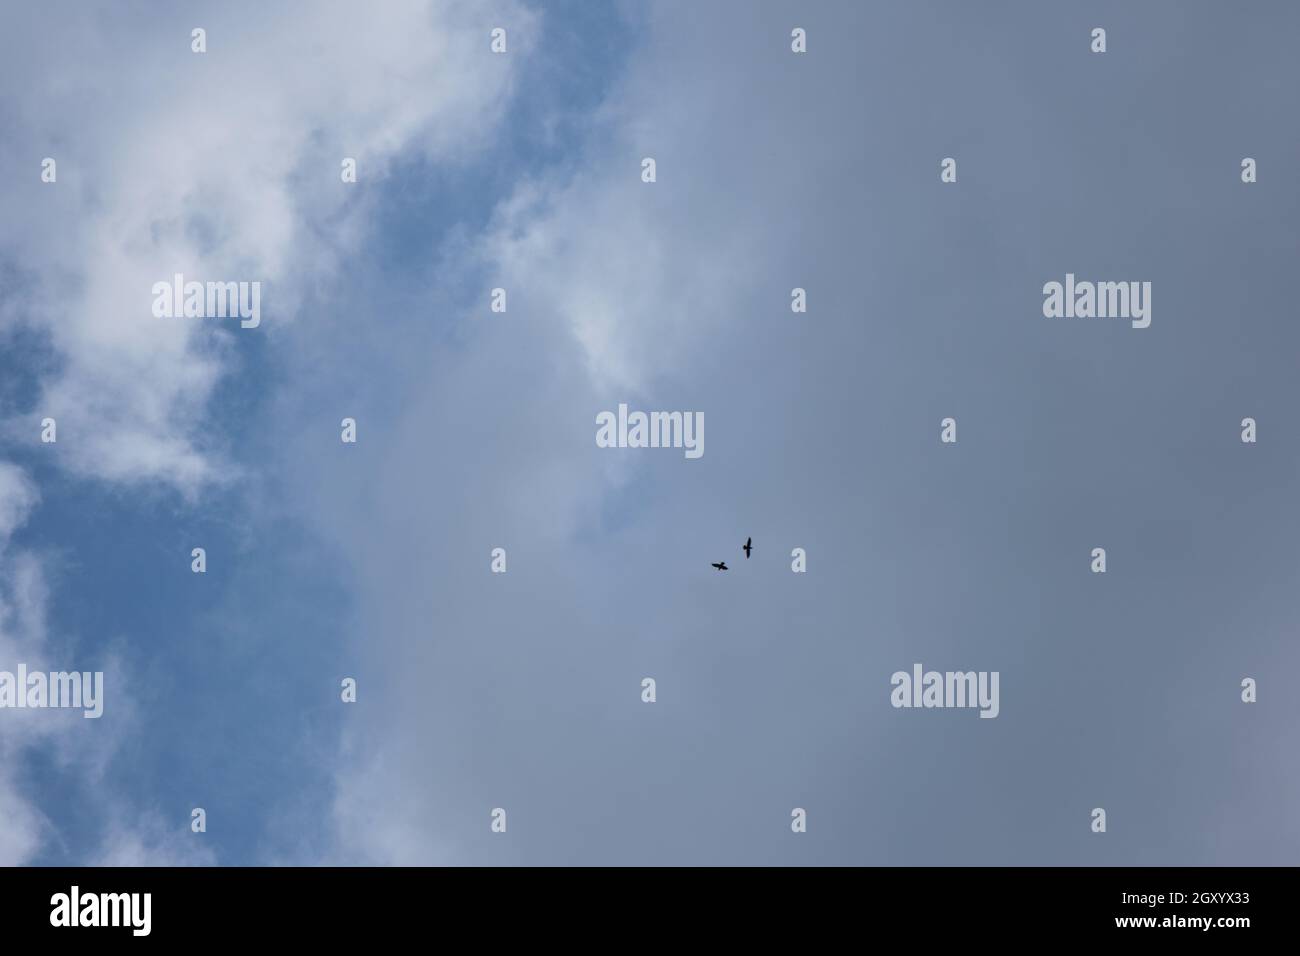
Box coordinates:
[743,537,752,559]
[712,561,728,571]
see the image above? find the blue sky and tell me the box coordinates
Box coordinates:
[2,1,1299,865]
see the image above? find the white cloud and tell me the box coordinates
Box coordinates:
[0,0,534,494]
[88,811,217,867]
[0,463,38,542]
[0,462,57,865]
[0,471,137,865]
[0,0,534,864]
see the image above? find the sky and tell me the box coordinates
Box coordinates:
[1,0,1298,866]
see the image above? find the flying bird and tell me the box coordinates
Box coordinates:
[743,537,752,559]
[712,562,728,571]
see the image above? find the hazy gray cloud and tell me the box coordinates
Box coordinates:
[289,1,1300,864]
